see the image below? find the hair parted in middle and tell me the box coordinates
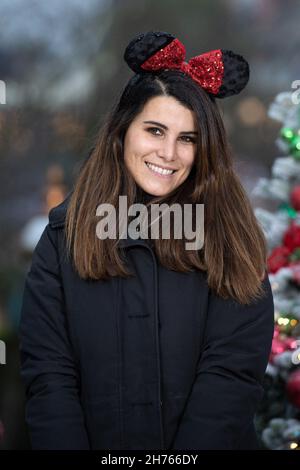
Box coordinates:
[65,66,267,305]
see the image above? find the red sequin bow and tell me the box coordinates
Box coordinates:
[140,38,224,95]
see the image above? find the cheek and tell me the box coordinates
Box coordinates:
[124,138,138,169]
[180,150,196,171]
[124,133,152,161]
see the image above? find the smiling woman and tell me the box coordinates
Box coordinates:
[123,95,197,197]
[19,31,274,451]
[60,63,267,302]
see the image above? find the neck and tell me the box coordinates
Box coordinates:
[135,186,156,204]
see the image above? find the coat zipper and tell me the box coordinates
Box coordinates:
[142,243,165,449]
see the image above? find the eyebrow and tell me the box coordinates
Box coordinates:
[143,120,198,135]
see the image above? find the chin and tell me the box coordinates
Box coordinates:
[140,184,170,196]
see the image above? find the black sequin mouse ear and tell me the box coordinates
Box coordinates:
[213,49,250,98]
[123,31,176,74]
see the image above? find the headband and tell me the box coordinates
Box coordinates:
[124,31,250,99]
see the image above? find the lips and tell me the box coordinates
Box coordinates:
[145,161,178,171]
[145,162,178,178]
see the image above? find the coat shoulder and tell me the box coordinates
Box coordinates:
[48,192,72,229]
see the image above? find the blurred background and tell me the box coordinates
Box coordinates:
[0,0,299,450]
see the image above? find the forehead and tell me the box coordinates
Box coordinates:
[136,96,196,129]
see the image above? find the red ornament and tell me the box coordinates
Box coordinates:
[269,328,298,363]
[270,338,288,361]
[284,337,298,349]
[283,222,300,252]
[274,325,280,338]
[290,186,300,211]
[286,370,300,408]
[267,246,290,273]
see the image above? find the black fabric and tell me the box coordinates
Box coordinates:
[216,49,250,98]
[18,195,275,450]
[124,31,175,74]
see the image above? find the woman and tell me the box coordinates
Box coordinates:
[18,31,274,450]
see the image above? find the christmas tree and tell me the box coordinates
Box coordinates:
[252,91,300,450]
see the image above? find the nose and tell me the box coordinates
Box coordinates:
[158,135,177,162]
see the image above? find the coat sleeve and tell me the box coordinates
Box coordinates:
[170,273,275,450]
[18,224,91,449]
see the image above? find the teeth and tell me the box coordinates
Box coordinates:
[146,162,175,175]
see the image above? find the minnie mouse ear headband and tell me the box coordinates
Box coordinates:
[124,31,249,99]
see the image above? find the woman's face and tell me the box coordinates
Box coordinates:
[124,95,197,196]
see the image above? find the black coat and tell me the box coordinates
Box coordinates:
[18,195,275,450]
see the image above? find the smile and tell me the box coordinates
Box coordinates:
[145,161,177,177]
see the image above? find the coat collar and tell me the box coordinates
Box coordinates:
[118,235,152,249]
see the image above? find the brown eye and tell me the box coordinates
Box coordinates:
[181,136,196,144]
[146,127,195,143]
[146,127,162,136]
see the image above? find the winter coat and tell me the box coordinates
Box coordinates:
[18,194,275,450]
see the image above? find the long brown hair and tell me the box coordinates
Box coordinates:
[65,70,267,304]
